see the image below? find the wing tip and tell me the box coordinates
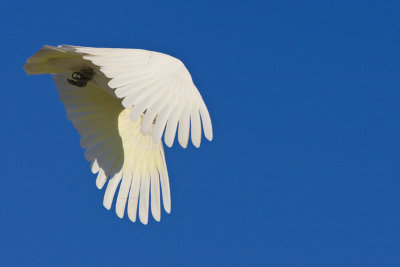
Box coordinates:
[178,138,188,149]
[128,215,137,223]
[192,139,201,148]
[164,206,171,214]
[139,216,149,225]
[103,201,112,210]
[164,136,174,147]
[153,214,161,222]
[116,208,125,219]
[96,180,105,190]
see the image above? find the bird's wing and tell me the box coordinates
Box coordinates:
[64,45,213,148]
[53,73,170,224]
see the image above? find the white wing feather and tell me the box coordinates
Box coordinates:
[68,45,213,148]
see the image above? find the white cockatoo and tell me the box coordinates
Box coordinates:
[24,45,213,224]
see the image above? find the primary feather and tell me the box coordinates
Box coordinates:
[24,45,212,224]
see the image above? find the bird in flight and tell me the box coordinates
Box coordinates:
[24,45,213,224]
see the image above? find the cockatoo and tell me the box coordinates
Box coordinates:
[24,45,213,224]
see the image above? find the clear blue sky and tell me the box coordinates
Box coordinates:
[1,0,399,266]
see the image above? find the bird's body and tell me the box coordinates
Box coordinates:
[24,45,212,224]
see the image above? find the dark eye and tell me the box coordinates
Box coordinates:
[67,67,94,87]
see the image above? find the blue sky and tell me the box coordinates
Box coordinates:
[1,0,399,266]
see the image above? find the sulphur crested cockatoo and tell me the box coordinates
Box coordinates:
[24,45,213,224]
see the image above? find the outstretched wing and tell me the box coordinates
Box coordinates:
[53,73,170,224]
[64,45,213,148]
[24,44,214,224]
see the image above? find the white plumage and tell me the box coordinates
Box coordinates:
[24,45,213,224]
